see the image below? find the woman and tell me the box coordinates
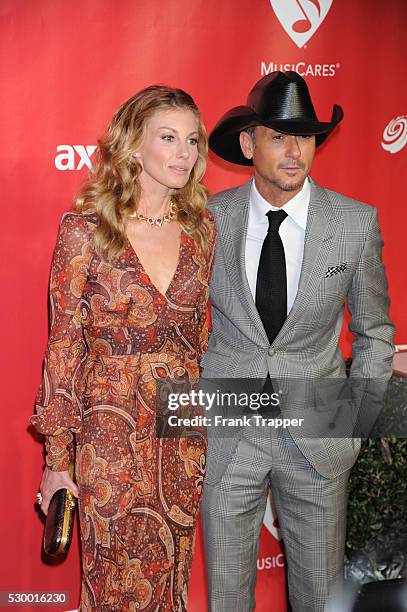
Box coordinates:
[31,85,216,611]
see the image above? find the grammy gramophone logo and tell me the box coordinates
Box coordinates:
[270,0,333,48]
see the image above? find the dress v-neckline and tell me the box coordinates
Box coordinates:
[126,232,183,300]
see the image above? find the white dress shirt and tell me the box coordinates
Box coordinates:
[245,177,310,315]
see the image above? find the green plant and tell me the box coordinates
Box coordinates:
[345,374,407,583]
[346,437,407,554]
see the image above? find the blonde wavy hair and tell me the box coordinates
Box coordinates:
[75,85,210,260]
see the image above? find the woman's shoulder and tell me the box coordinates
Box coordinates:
[59,210,98,234]
[202,207,216,239]
[203,206,216,239]
[200,207,217,257]
[202,206,215,224]
[57,210,98,248]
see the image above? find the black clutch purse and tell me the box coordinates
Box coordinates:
[43,484,77,556]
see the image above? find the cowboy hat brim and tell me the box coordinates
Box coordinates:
[209,104,344,166]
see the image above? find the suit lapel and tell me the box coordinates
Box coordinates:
[273,179,340,346]
[218,180,270,345]
[217,178,341,348]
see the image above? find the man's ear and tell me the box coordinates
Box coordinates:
[239,131,255,160]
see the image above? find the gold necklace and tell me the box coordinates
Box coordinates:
[129,200,177,227]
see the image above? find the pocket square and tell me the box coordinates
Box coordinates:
[325,262,348,278]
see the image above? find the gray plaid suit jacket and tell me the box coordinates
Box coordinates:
[202,178,395,482]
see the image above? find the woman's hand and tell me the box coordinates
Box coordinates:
[38,466,79,516]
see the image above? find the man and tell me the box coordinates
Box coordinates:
[200,71,394,611]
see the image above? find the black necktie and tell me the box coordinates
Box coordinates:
[255,209,288,345]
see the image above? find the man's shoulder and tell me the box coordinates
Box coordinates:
[318,183,376,216]
[208,181,250,214]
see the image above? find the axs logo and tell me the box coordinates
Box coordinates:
[55,145,97,171]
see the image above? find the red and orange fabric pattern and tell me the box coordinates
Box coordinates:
[31,211,216,611]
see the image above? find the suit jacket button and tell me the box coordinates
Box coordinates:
[268,347,275,357]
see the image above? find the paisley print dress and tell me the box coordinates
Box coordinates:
[31,211,216,611]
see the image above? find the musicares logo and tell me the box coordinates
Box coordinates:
[270,0,333,48]
[381,116,407,154]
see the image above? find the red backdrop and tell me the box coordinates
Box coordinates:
[1,1,406,610]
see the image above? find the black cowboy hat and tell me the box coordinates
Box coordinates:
[209,71,343,166]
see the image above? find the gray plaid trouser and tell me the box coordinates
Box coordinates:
[201,425,350,612]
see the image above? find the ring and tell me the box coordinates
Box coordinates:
[36,492,43,505]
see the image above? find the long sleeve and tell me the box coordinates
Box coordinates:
[197,210,217,366]
[348,207,395,380]
[347,208,395,436]
[30,213,93,471]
